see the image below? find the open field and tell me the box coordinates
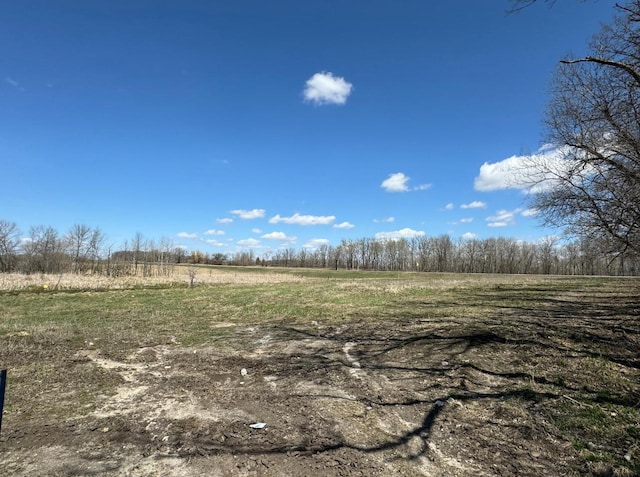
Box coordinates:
[0,268,638,476]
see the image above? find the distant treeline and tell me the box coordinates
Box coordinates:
[234,236,639,276]
[0,220,638,276]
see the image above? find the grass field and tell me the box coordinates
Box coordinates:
[0,267,638,476]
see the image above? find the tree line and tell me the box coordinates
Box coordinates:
[1,219,637,277]
[265,236,638,276]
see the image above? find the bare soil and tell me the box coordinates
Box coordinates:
[0,276,638,476]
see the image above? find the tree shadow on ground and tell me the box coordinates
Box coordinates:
[147,283,640,475]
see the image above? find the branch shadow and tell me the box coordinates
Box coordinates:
[162,282,639,474]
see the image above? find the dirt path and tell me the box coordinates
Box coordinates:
[1,320,588,476]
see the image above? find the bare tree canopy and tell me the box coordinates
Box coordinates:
[529,1,640,256]
[0,220,21,272]
[507,0,589,14]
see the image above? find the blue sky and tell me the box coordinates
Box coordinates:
[1,0,617,255]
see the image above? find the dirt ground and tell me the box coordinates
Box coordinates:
[1,279,638,476]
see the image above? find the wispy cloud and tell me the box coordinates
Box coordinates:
[230,209,266,220]
[444,203,454,211]
[177,232,198,239]
[460,201,486,209]
[380,172,430,193]
[204,229,225,236]
[374,228,425,240]
[333,221,354,229]
[237,238,261,248]
[303,238,330,250]
[261,231,297,242]
[521,208,539,217]
[216,218,233,224]
[303,72,353,105]
[251,228,262,234]
[269,213,335,226]
[205,239,226,247]
[374,217,395,223]
[486,208,522,227]
[449,217,474,225]
[4,77,24,91]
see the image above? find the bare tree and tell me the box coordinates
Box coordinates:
[187,265,197,288]
[528,2,640,257]
[88,227,106,273]
[66,224,92,274]
[23,225,64,274]
[0,220,21,272]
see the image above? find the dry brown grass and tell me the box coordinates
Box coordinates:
[0,267,305,292]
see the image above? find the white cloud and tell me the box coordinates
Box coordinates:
[444,203,454,211]
[380,172,430,193]
[333,221,355,229]
[205,239,226,247]
[486,208,522,227]
[474,144,572,193]
[251,228,262,234]
[177,232,198,239]
[261,231,297,242]
[217,218,233,224]
[303,72,353,105]
[230,209,266,220]
[374,228,426,240]
[521,208,539,217]
[204,229,225,236]
[374,217,395,223]
[460,201,486,209]
[381,172,409,192]
[462,232,478,240]
[380,172,431,192]
[460,218,473,223]
[237,238,261,248]
[303,238,330,250]
[269,213,335,226]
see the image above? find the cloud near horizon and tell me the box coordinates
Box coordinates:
[269,213,336,226]
[230,209,266,220]
[303,238,330,250]
[333,221,355,229]
[177,232,197,239]
[261,231,297,242]
[381,172,431,193]
[374,228,426,240]
[237,238,261,248]
[303,72,353,105]
[486,208,522,227]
